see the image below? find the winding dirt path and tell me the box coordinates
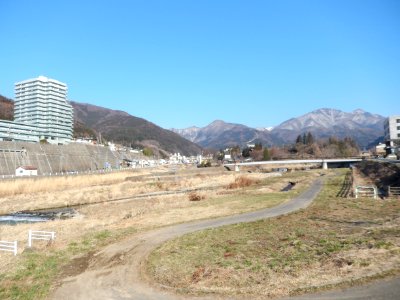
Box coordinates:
[50,179,323,299]
[49,179,400,299]
[50,180,400,300]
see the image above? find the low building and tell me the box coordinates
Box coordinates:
[16,166,38,176]
[0,120,40,142]
[374,143,386,157]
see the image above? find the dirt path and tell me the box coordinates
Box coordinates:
[50,179,323,299]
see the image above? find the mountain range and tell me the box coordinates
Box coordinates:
[172,121,274,149]
[172,108,385,149]
[0,94,386,153]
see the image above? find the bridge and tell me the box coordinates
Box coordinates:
[224,158,363,171]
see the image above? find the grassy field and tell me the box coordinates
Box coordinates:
[146,170,400,298]
[0,167,319,299]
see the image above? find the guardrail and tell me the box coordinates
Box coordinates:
[0,240,17,255]
[28,230,56,247]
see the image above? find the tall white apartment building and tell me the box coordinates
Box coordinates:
[13,76,73,144]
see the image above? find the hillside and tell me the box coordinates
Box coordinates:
[271,108,385,148]
[71,102,202,156]
[0,96,202,156]
[0,95,13,120]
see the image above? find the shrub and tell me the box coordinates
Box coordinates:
[227,176,260,189]
[188,192,205,201]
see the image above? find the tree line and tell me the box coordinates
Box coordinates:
[217,132,360,162]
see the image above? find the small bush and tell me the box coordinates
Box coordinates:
[227,176,260,189]
[188,192,205,201]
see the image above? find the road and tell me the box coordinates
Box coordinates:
[50,178,399,299]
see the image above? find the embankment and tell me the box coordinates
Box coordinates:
[0,141,142,175]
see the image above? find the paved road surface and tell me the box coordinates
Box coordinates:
[50,178,399,299]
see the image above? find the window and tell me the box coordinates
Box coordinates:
[398,126,400,130]
[397,119,400,123]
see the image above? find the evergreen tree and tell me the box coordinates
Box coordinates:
[242,147,251,158]
[295,134,302,144]
[263,148,271,161]
[306,132,314,145]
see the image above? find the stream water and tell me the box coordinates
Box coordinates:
[0,208,77,225]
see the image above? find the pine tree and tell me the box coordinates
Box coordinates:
[263,148,271,161]
[306,132,314,145]
[295,135,302,144]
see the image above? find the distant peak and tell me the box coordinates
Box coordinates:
[352,109,365,114]
[209,120,226,125]
[257,126,274,131]
[211,120,225,124]
[313,108,341,114]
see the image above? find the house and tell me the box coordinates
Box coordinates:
[16,166,38,176]
[374,143,386,157]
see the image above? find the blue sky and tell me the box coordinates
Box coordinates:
[0,0,399,129]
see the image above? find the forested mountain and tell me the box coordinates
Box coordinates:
[0,96,202,156]
[71,102,202,156]
[271,108,385,148]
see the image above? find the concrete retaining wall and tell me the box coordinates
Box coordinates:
[0,141,143,175]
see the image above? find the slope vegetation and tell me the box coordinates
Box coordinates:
[71,102,202,156]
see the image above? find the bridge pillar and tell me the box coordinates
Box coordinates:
[322,161,328,170]
[235,164,240,172]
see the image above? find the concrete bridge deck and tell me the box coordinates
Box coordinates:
[224,158,363,170]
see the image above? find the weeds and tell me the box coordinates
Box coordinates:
[227,176,260,189]
[147,171,400,298]
[0,228,134,300]
[188,192,205,201]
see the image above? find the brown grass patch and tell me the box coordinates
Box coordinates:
[147,171,400,298]
[188,192,205,201]
[227,176,260,189]
[0,167,318,299]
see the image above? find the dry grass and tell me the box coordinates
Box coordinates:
[227,175,260,189]
[146,171,400,298]
[0,170,146,198]
[0,167,319,299]
[188,192,205,201]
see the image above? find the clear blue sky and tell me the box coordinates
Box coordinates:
[0,0,399,129]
